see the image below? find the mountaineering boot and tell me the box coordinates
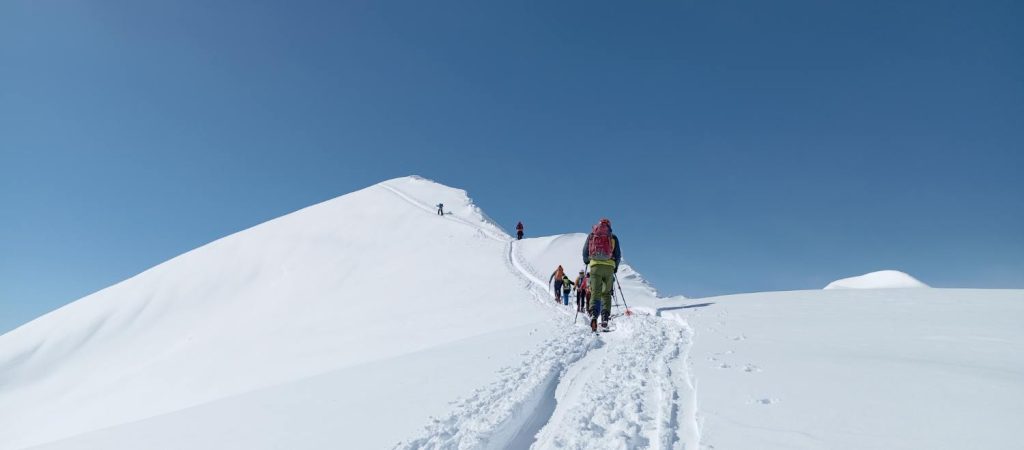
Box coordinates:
[600,321,610,332]
[590,318,598,332]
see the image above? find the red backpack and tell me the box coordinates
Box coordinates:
[588,220,614,261]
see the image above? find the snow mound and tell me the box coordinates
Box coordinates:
[824,270,929,289]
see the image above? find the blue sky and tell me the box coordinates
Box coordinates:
[2,0,1022,334]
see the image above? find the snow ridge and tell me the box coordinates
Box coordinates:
[0,175,562,449]
[378,178,510,242]
[379,179,562,315]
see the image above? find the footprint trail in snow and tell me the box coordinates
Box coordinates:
[396,315,698,450]
[531,315,697,450]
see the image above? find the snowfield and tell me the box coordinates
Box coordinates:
[2,176,1021,450]
[673,288,1023,450]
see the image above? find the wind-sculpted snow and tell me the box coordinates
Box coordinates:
[395,320,598,450]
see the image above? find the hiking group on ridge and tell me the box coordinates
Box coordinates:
[543,218,623,332]
[436,208,622,333]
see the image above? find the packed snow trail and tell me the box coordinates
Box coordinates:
[396,314,699,450]
[531,315,698,450]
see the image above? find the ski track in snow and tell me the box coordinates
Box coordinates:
[393,322,597,450]
[531,316,697,450]
[381,182,699,450]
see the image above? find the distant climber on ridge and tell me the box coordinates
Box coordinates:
[549,265,566,303]
[516,221,524,240]
[582,218,621,332]
[436,203,444,215]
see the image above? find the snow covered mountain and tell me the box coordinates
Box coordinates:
[0,177,563,449]
[2,176,1021,450]
[825,269,930,289]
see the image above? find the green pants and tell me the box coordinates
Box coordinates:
[589,263,615,315]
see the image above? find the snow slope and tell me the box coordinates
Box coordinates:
[0,176,565,449]
[825,270,929,289]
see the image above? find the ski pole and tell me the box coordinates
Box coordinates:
[614,275,632,316]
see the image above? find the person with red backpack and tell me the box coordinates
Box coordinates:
[582,218,621,332]
[515,221,524,240]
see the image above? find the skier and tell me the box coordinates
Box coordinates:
[561,274,574,306]
[549,265,566,303]
[436,203,444,215]
[575,270,588,313]
[516,221,524,240]
[582,218,621,332]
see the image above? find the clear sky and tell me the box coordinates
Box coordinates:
[2,0,1022,334]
